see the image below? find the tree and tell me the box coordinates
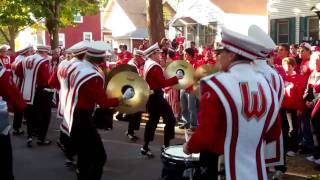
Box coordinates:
[146,0,165,45]
[25,0,105,49]
[0,0,35,51]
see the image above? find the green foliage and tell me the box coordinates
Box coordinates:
[0,0,35,29]
[25,0,105,28]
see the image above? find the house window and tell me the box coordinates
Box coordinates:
[59,33,65,47]
[277,20,289,43]
[83,32,92,41]
[307,16,319,41]
[74,15,83,23]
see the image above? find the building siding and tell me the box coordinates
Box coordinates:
[269,0,319,44]
[45,14,101,48]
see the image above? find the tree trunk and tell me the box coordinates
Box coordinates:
[8,26,16,52]
[146,0,165,45]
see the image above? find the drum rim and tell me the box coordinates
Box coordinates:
[162,145,199,162]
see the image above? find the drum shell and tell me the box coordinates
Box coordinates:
[160,147,200,180]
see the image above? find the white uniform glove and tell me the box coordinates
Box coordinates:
[176,70,184,79]
[122,88,135,100]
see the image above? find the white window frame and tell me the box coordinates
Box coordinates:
[83,32,93,41]
[277,20,289,44]
[58,33,65,48]
[74,15,83,23]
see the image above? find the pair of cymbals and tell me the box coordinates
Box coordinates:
[105,65,150,114]
[194,64,220,81]
[164,60,195,89]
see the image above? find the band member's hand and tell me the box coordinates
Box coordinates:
[176,70,184,79]
[183,143,190,155]
[306,101,314,108]
[122,88,135,100]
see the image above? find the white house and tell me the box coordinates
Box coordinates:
[268,0,320,45]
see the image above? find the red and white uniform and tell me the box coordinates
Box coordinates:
[15,54,49,105]
[48,58,82,134]
[254,60,285,166]
[0,65,26,111]
[54,60,119,134]
[187,62,280,180]
[128,59,143,76]
[11,54,27,86]
[0,55,11,70]
[143,59,178,89]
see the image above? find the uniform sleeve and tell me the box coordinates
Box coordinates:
[264,115,281,143]
[37,61,50,87]
[48,71,60,90]
[15,62,23,79]
[146,66,178,89]
[0,72,27,111]
[186,83,226,154]
[84,77,120,108]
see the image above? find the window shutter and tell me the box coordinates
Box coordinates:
[299,17,306,43]
[270,19,277,44]
[289,17,296,44]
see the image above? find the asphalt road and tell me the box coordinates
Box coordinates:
[10,111,310,180]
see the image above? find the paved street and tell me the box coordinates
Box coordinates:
[10,111,312,180]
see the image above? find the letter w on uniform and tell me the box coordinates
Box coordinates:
[240,82,267,120]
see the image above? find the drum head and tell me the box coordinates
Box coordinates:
[162,145,199,161]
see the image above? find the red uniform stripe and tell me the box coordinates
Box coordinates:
[210,77,238,180]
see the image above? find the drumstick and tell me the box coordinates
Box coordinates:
[184,127,190,142]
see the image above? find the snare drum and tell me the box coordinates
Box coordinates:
[161,145,200,180]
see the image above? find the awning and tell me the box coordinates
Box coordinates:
[113,28,148,39]
[168,0,225,26]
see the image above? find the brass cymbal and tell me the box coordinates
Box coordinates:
[106,71,150,114]
[105,64,138,85]
[164,60,195,89]
[194,64,220,81]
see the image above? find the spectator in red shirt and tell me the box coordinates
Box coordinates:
[175,32,185,45]
[175,44,184,60]
[281,57,304,155]
[298,42,312,78]
[274,44,290,66]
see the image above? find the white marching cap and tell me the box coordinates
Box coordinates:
[68,41,90,56]
[248,24,276,53]
[0,44,10,51]
[144,43,162,57]
[86,41,106,58]
[36,45,51,52]
[216,27,269,60]
[16,44,33,55]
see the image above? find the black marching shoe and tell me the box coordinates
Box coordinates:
[27,138,33,148]
[140,147,154,158]
[126,133,138,142]
[37,139,52,146]
[12,129,24,135]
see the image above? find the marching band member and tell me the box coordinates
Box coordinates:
[48,41,89,166]
[0,62,27,180]
[183,27,281,180]
[11,45,33,135]
[141,43,183,157]
[248,25,286,179]
[15,45,53,147]
[55,42,134,179]
[0,45,12,71]
[124,49,146,141]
